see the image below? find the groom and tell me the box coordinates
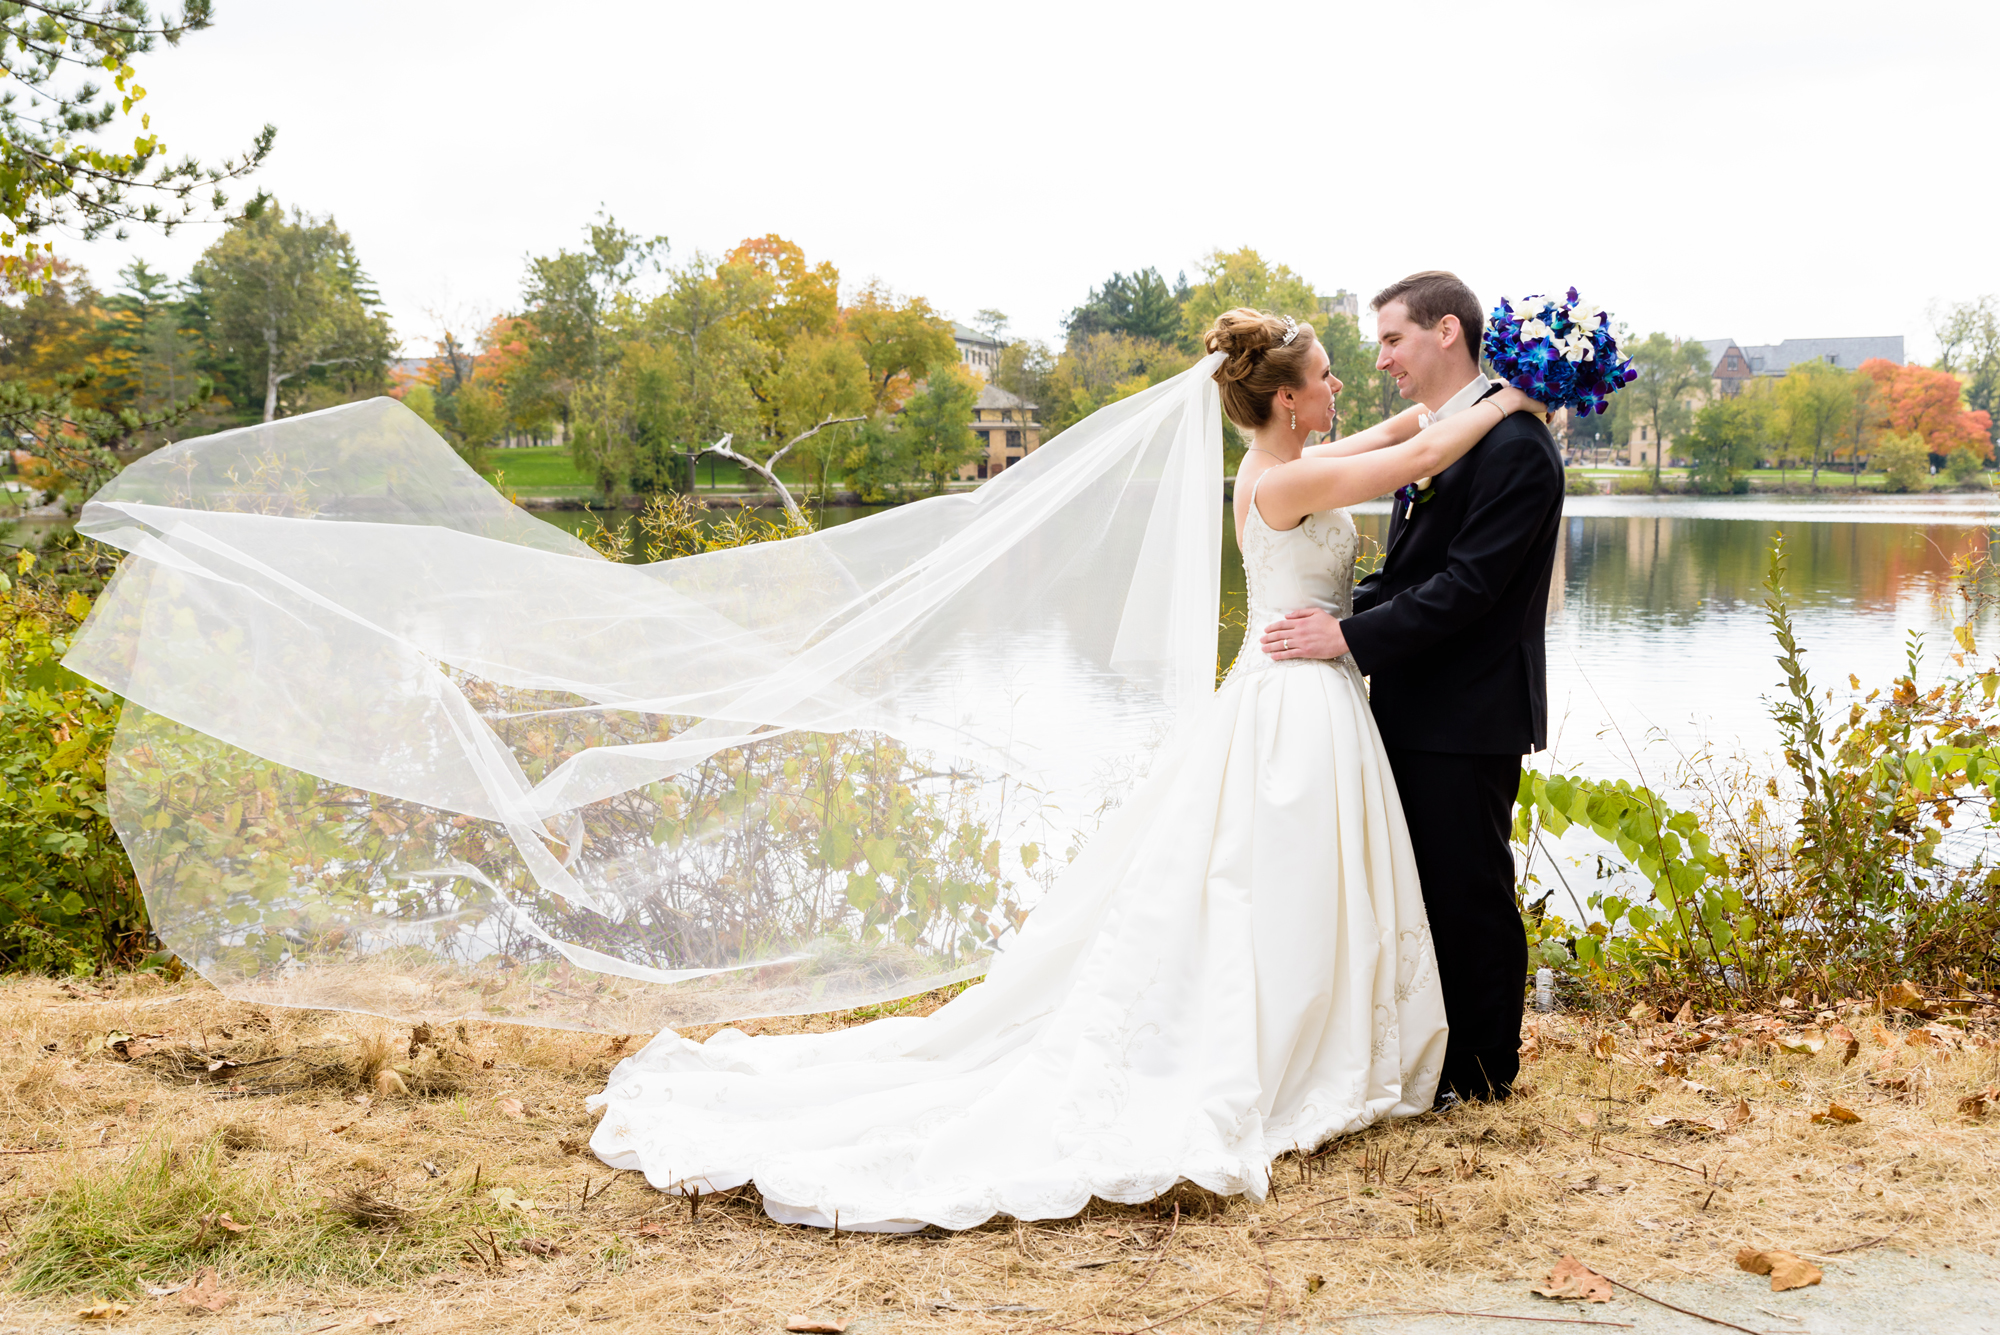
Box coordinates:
[1260,270,1564,1105]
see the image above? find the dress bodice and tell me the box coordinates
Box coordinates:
[1226,483,1361,681]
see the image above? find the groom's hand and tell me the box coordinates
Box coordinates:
[1260,608,1347,661]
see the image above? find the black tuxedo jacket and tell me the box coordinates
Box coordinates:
[1341,388,1564,755]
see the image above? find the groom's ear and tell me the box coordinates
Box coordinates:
[1436,314,1463,353]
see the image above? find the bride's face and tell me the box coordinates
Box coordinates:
[1282,339,1342,433]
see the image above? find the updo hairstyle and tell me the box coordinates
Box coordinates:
[1204,308,1317,430]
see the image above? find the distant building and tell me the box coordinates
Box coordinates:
[1319,290,1360,320]
[1734,335,1905,376]
[953,322,1003,382]
[962,383,1041,479]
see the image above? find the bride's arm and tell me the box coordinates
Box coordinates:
[1300,403,1425,459]
[1253,388,1544,527]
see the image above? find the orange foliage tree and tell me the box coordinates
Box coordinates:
[1859,358,1994,459]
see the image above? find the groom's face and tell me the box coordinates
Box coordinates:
[1374,300,1458,407]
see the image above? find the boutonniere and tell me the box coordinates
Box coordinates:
[1395,477,1435,520]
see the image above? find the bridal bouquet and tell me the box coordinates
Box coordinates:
[1482,288,1636,415]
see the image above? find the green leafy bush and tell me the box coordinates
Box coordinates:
[1873,431,1932,493]
[1518,536,2000,1003]
[0,542,149,972]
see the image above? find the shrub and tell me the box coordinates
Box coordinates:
[1946,445,1988,489]
[1518,535,2000,1003]
[1873,431,1932,493]
[1563,470,1598,496]
[0,540,150,973]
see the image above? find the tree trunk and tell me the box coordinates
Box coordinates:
[263,323,281,422]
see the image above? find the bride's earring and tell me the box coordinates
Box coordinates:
[1290,406,1297,431]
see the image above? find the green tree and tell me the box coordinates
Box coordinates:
[0,0,274,289]
[1683,397,1759,494]
[898,365,981,495]
[1178,248,1319,352]
[1064,267,1186,346]
[765,330,871,498]
[1838,370,1879,489]
[1616,333,1711,491]
[190,204,393,421]
[1773,361,1853,486]
[515,213,666,427]
[639,251,769,448]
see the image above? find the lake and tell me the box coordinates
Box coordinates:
[40,491,1995,789]
[538,494,2000,784]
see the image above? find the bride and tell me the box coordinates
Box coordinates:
[585,310,1544,1231]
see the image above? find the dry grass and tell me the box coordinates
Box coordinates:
[1,972,1997,1333]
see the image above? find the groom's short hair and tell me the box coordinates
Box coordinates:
[1372,271,1482,363]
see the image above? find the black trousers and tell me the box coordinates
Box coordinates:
[1382,747,1526,1102]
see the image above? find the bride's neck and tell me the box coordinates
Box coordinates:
[1249,421,1306,462]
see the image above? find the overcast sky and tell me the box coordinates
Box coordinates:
[57,0,2000,362]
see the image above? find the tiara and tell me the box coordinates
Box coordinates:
[1278,315,1299,347]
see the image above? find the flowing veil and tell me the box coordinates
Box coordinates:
[62,353,1225,1032]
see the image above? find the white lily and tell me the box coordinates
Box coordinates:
[1520,317,1554,342]
[1512,295,1549,322]
[1561,331,1595,362]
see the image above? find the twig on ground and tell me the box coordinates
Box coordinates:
[1599,1269,1769,1335]
[1355,1313,1635,1329]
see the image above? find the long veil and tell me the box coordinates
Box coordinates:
[62,353,1225,1032]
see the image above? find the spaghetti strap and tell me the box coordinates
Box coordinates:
[1245,465,1300,533]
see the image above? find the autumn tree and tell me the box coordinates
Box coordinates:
[843,281,956,412]
[190,203,393,421]
[0,1,273,289]
[1859,358,1993,462]
[1038,331,1183,436]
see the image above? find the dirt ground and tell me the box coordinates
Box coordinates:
[1,973,1996,1335]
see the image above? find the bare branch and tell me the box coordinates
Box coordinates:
[767,415,866,473]
[704,433,803,525]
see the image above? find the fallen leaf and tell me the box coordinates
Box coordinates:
[179,1267,235,1313]
[375,1068,410,1098]
[636,1222,667,1237]
[1651,1052,1690,1078]
[1725,1098,1754,1130]
[1828,1023,1860,1065]
[1880,979,1924,1011]
[1648,1114,1724,1137]
[1591,1032,1618,1060]
[1305,1273,1324,1293]
[1574,1109,1599,1128]
[215,1213,248,1233]
[520,1237,562,1257]
[787,1319,848,1333]
[485,1186,540,1214]
[1778,1029,1826,1056]
[76,1301,129,1320]
[557,1136,588,1157]
[496,1097,530,1121]
[1736,1246,1823,1291]
[363,1314,401,1328]
[1673,999,1695,1025]
[1811,1102,1862,1125]
[1627,1000,1655,1025]
[1919,1022,1963,1050]
[141,1280,189,1297]
[1531,1254,1614,1303]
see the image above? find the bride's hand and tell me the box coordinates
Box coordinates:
[1495,387,1550,418]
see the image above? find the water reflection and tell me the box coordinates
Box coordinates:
[545,497,2000,784]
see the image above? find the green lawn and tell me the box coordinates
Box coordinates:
[488,446,816,499]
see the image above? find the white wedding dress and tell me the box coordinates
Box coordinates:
[587,485,1449,1231]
